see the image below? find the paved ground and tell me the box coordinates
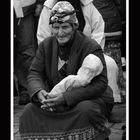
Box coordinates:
[13,96,126,140]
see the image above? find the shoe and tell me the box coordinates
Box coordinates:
[18,93,30,105]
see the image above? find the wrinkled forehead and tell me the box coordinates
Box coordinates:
[52,22,72,27]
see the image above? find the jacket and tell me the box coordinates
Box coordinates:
[37,0,105,49]
[28,31,108,107]
[93,0,122,40]
[14,0,45,18]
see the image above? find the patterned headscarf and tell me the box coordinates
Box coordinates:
[49,1,79,27]
[57,0,85,32]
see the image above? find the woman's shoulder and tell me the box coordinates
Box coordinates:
[77,31,101,50]
[39,36,55,49]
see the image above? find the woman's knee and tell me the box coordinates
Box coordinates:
[76,100,102,114]
[75,100,107,125]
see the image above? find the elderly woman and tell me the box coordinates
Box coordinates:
[37,0,105,47]
[19,1,113,139]
[37,0,121,103]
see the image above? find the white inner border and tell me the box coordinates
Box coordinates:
[11,0,14,140]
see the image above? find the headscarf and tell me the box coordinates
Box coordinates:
[59,0,85,31]
[49,1,79,29]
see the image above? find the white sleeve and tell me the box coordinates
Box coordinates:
[89,3,105,49]
[37,6,52,45]
[77,54,103,84]
[49,75,78,97]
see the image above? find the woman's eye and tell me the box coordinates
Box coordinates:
[62,26,69,30]
[53,26,59,30]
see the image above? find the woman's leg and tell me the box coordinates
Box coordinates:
[19,100,110,139]
[75,99,109,131]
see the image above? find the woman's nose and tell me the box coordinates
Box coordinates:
[57,27,64,36]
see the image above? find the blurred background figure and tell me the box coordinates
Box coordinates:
[13,0,45,105]
[93,0,126,102]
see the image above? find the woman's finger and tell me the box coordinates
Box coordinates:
[43,98,56,103]
[41,90,49,97]
[37,90,49,102]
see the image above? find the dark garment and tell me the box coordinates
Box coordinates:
[36,0,46,5]
[14,12,38,98]
[93,0,122,33]
[20,31,114,139]
[22,0,46,16]
[27,31,108,104]
[67,0,85,31]
[102,86,114,119]
[19,99,110,139]
[22,3,36,17]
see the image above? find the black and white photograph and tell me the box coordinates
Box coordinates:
[12,0,128,139]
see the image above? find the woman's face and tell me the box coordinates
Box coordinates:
[52,22,74,46]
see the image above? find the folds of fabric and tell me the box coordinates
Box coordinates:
[19,99,110,140]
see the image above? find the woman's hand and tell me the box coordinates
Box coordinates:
[42,93,66,108]
[37,90,54,111]
[37,89,49,103]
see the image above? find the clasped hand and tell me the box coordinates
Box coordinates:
[37,90,65,111]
